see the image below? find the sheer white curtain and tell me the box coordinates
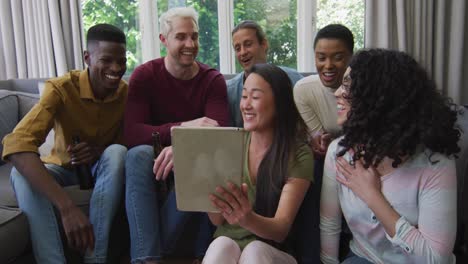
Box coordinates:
[0,0,84,80]
[365,0,468,104]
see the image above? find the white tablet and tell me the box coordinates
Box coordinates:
[172,126,246,212]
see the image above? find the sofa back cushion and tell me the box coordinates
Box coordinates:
[14,91,40,119]
[9,78,48,94]
[0,91,19,165]
[13,91,53,156]
[0,91,42,164]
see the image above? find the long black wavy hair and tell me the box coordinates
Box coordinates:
[249,64,308,218]
[338,49,460,167]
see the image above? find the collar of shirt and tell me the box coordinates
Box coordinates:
[78,69,126,103]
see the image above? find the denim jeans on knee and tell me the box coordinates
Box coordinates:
[125,145,213,263]
[11,163,77,264]
[84,144,126,263]
[11,144,126,264]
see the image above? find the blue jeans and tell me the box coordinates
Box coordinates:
[10,144,126,264]
[125,145,213,263]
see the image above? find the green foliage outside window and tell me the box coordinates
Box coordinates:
[234,0,298,71]
[317,0,364,51]
[82,0,141,73]
[187,0,219,68]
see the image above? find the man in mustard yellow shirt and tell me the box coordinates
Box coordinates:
[1,24,128,264]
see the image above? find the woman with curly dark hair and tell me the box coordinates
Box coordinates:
[320,49,460,264]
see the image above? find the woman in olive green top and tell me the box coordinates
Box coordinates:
[203,64,314,264]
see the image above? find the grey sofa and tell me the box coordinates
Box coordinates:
[0,84,45,263]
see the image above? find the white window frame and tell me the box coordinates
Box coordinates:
[217,0,236,74]
[297,0,317,73]
[139,0,160,63]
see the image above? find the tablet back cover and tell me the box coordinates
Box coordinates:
[172,127,246,212]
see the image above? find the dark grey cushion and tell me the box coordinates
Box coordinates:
[0,206,29,263]
[0,91,19,165]
[14,92,39,119]
[0,163,17,207]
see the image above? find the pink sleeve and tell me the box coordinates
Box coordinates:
[386,158,457,263]
[320,140,342,264]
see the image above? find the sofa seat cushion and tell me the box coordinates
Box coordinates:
[0,162,92,208]
[0,206,29,263]
[0,163,16,207]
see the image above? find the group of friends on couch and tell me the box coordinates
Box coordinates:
[1,6,460,264]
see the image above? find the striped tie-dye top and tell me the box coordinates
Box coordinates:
[320,138,457,264]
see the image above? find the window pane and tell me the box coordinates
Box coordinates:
[81,0,141,75]
[234,0,298,71]
[157,0,220,70]
[317,0,365,51]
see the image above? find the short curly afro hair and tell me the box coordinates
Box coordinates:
[337,49,460,168]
